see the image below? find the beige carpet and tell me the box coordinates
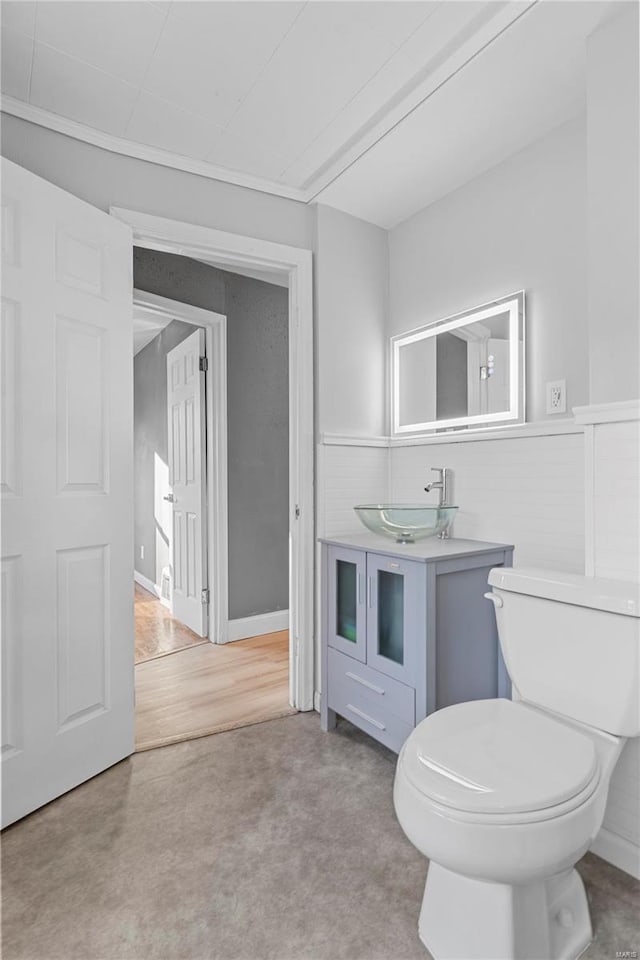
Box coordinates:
[2,713,639,960]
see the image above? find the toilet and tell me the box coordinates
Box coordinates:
[394,566,640,960]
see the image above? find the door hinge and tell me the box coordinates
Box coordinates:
[295,504,301,519]
[199,356,208,372]
[201,588,210,604]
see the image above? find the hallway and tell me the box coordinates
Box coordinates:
[134,583,206,664]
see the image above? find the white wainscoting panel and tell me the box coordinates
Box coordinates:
[592,420,640,581]
[317,443,389,538]
[390,432,585,571]
[579,404,640,877]
[601,741,640,859]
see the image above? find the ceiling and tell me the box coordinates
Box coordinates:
[133,305,171,355]
[0,1,621,227]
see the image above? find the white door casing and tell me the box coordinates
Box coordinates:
[166,329,208,637]
[1,159,134,828]
[112,207,314,711]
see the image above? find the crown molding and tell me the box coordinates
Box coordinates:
[0,96,309,204]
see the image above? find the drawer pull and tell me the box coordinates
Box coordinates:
[346,704,386,731]
[345,671,385,696]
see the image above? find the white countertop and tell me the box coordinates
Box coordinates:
[318,531,513,563]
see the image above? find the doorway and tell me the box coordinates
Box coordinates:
[131,260,294,751]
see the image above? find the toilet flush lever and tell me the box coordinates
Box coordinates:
[484,592,503,608]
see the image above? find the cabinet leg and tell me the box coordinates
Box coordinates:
[320,696,337,732]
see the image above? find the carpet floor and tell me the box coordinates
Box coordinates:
[2,713,639,960]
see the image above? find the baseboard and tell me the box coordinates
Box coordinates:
[134,570,170,608]
[226,610,289,643]
[134,570,160,598]
[590,827,640,879]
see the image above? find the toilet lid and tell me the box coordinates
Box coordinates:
[401,700,598,815]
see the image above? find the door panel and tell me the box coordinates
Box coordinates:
[366,553,423,686]
[326,546,366,663]
[0,159,134,828]
[166,329,207,636]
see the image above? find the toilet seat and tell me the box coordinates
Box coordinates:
[400,699,599,824]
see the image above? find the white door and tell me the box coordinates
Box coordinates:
[166,329,208,637]
[1,159,134,828]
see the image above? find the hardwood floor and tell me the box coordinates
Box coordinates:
[134,583,206,664]
[135,630,293,751]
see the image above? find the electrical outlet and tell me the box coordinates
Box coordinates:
[140,545,145,560]
[546,379,566,415]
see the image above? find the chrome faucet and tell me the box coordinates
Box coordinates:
[424,467,452,539]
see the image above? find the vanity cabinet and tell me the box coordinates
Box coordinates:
[320,533,513,753]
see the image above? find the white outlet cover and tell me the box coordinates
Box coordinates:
[546,379,566,414]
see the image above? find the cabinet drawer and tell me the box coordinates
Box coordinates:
[327,647,415,726]
[327,674,413,754]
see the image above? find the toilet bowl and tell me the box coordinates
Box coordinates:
[394,567,640,960]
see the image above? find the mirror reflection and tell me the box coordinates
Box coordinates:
[392,292,525,434]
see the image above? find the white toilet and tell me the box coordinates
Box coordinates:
[394,566,640,960]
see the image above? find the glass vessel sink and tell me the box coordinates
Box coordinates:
[354,504,458,543]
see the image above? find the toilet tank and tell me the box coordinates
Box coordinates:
[487,567,640,737]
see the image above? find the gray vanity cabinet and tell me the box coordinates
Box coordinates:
[320,534,513,754]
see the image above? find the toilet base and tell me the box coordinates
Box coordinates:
[419,862,592,960]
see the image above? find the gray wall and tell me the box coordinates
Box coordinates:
[1,114,313,250]
[133,248,289,621]
[134,319,196,588]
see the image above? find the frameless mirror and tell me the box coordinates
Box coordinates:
[392,292,525,435]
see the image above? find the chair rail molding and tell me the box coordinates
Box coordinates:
[573,399,640,425]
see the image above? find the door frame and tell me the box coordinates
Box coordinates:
[116,207,314,712]
[133,290,227,645]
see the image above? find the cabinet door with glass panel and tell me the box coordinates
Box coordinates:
[366,553,423,686]
[327,546,367,663]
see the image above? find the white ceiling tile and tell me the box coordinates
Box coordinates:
[126,92,221,160]
[1,1,36,38]
[142,2,304,127]
[357,1,438,49]
[224,2,420,162]
[1,27,33,100]
[30,42,139,136]
[35,1,168,86]
[206,129,289,181]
